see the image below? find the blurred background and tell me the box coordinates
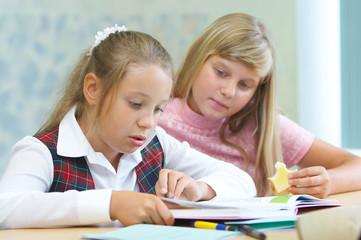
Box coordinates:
[0,0,360,177]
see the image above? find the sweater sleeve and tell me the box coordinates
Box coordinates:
[279,115,315,168]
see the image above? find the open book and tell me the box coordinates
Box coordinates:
[161,195,341,220]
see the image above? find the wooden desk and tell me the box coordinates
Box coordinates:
[1,190,360,240]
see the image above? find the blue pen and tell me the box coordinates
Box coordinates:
[190,220,266,240]
[190,220,232,231]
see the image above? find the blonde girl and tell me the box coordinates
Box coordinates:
[0,25,255,229]
[159,13,361,197]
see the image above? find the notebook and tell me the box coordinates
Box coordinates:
[82,224,240,240]
[161,195,340,220]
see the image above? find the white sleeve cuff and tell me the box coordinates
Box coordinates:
[199,174,257,201]
[77,189,113,225]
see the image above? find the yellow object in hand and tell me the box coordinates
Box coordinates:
[268,162,294,196]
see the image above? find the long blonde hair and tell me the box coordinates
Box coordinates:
[175,13,282,196]
[37,30,173,135]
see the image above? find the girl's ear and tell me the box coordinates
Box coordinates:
[83,73,100,105]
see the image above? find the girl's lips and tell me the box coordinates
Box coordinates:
[211,98,228,109]
[129,135,146,147]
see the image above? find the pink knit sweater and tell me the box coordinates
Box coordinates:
[158,98,315,180]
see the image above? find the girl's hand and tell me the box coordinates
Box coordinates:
[109,191,174,226]
[155,169,216,201]
[288,166,331,198]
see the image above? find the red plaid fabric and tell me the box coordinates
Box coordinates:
[35,127,95,191]
[35,127,164,194]
[136,136,164,194]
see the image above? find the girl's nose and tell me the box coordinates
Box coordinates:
[220,81,236,98]
[138,113,155,129]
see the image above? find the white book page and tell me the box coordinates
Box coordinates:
[161,195,299,211]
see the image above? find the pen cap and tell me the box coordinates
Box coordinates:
[296,206,361,240]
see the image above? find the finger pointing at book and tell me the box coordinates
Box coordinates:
[155,169,216,201]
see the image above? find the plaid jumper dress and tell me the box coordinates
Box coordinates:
[35,127,164,194]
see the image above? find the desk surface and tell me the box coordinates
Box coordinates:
[1,191,361,240]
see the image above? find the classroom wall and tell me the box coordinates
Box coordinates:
[0,0,296,177]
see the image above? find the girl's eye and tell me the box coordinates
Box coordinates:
[239,81,249,88]
[130,102,141,108]
[155,107,164,113]
[216,69,226,77]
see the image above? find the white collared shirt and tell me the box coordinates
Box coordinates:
[0,107,256,229]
